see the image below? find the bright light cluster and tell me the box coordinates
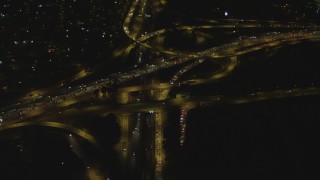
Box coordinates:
[179,109,187,146]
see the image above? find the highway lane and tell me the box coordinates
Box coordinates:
[3,86,320,126]
[123,0,320,57]
[0,121,106,180]
[170,56,238,85]
[3,86,320,138]
[2,30,320,122]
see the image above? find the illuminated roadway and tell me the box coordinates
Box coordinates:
[2,29,320,120]
[2,0,320,179]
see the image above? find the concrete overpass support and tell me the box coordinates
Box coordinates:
[154,111,166,180]
[117,92,130,104]
[115,114,130,166]
[157,89,170,101]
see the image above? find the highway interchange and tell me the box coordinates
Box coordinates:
[1,0,320,179]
